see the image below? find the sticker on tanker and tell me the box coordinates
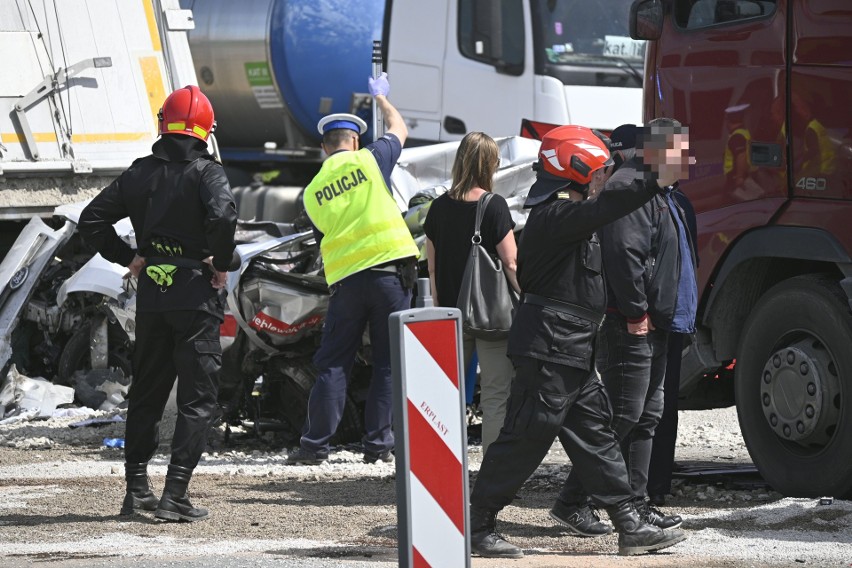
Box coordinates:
[244,61,284,110]
[604,35,646,59]
[250,310,323,336]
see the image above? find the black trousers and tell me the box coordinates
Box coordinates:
[470,356,632,512]
[647,332,685,497]
[125,310,221,469]
[558,316,669,504]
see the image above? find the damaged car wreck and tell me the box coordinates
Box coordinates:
[0,137,539,442]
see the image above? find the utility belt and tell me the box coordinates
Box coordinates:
[521,292,604,326]
[368,257,417,289]
[142,236,208,290]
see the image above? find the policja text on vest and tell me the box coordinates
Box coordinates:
[314,168,369,206]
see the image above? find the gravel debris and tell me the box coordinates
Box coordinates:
[0,405,850,567]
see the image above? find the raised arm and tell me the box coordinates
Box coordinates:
[369,72,408,147]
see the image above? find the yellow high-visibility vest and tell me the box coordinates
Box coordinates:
[303,149,418,285]
[723,127,752,175]
[803,119,836,176]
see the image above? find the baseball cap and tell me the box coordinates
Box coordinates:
[609,124,639,151]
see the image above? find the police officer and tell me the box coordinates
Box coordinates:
[78,85,237,522]
[469,125,686,558]
[286,73,418,465]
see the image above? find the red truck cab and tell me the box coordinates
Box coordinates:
[630,0,852,498]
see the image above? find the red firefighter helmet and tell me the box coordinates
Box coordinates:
[538,125,612,184]
[524,125,613,207]
[157,85,216,141]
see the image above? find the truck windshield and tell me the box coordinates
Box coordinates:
[531,0,644,86]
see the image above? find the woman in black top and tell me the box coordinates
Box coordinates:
[423,132,520,454]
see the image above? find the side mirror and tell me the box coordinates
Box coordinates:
[630,0,664,40]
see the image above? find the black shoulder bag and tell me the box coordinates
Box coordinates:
[456,192,518,340]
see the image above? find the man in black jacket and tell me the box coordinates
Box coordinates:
[469,125,686,559]
[78,85,237,522]
[552,119,698,533]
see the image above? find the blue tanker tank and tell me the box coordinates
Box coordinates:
[183,0,385,163]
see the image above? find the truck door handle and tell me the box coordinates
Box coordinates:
[751,142,782,167]
[443,116,467,135]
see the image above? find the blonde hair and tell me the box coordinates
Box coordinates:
[448,132,499,200]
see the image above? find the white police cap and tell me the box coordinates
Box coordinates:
[317,113,368,135]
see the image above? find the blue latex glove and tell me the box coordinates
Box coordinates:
[368,72,390,97]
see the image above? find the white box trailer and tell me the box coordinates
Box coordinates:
[0,0,198,220]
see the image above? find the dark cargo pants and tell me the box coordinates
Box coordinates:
[125,310,221,469]
[470,356,632,512]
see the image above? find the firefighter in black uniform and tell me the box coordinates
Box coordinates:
[78,85,237,522]
[469,125,686,558]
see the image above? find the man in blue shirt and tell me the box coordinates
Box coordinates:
[551,120,698,536]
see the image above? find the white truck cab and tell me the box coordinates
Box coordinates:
[388,0,645,142]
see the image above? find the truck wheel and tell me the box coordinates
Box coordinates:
[736,274,852,498]
[57,322,133,385]
[269,358,364,445]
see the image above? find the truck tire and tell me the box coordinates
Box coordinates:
[735,274,852,498]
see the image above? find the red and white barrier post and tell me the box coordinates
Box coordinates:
[390,278,470,568]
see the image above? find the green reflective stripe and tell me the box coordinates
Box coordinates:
[167,122,185,132]
[320,219,403,255]
[323,239,416,278]
[192,125,208,138]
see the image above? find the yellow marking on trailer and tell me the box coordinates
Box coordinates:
[0,132,59,143]
[142,0,163,52]
[140,55,167,127]
[73,132,152,143]
[1,132,152,143]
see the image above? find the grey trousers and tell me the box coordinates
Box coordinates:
[463,335,513,454]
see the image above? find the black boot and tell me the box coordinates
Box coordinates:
[607,501,687,556]
[469,505,523,559]
[154,464,208,522]
[636,497,683,529]
[120,463,158,515]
